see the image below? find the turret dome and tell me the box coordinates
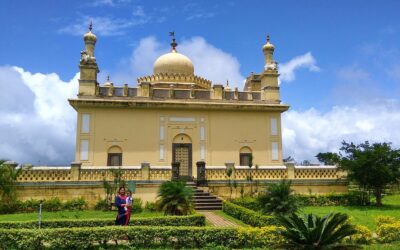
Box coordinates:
[84,22,97,43]
[262,35,274,51]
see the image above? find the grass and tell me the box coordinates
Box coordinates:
[0,210,164,222]
[213,210,250,227]
[302,194,400,230]
[363,242,400,249]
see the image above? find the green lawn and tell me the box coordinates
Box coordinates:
[302,195,400,230]
[0,210,164,222]
[364,242,400,250]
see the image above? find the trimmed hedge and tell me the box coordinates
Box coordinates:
[231,196,261,211]
[222,201,276,227]
[0,214,206,229]
[296,192,367,206]
[0,225,284,249]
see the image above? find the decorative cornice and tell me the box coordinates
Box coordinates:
[137,73,212,89]
[68,98,290,112]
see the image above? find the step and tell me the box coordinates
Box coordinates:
[193,193,211,196]
[194,201,222,207]
[193,195,218,200]
[194,199,222,204]
[195,206,222,210]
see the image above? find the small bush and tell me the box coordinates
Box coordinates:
[346,225,374,244]
[131,198,143,214]
[231,196,260,211]
[375,215,398,227]
[94,199,110,211]
[222,201,276,227]
[144,201,157,212]
[63,197,88,211]
[257,180,299,215]
[42,197,63,212]
[376,222,400,243]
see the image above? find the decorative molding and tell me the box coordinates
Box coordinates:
[169,117,196,122]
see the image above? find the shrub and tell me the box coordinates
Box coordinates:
[346,225,374,244]
[222,201,276,227]
[94,199,110,211]
[0,214,206,229]
[63,197,88,211]
[131,198,143,214]
[257,180,299,215]
[376,222,400,243]
[42,197,63,212]
[375,215,398,227]
[144,201,157,212]
[231,196,260,211]
[0,225,283,249]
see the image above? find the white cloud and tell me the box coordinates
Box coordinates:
[0,66,78,165]
[282,100,400,163]
[279,52,320,84]
[118,36,245,88]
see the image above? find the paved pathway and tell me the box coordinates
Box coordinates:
[199,211,239,227]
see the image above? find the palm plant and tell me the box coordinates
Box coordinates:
[0,160,21,203]
[257,179,298,215]
[277,213,360,250]
[156,181,193,215]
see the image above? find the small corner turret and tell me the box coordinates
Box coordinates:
[244,34,281,103]
[78,21,99,96]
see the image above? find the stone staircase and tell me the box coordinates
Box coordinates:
[186,182,222,210]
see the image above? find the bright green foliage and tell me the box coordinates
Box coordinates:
[222,201,276,227]
[277,212,359,250]
[231,196,261,211]
[0,214,206,229]
[0,226,283,249]
[318,141,400,206]
[257,179,299,215]
[0,160,21,203]
[156,181,193,215]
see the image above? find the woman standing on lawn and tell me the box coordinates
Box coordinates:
[114,187,128,225]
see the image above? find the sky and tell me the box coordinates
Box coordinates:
[0,0,400,165]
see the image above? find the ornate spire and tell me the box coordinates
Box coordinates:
[89,20,93,32]
[169,31,178,52]
[267,34,270,43]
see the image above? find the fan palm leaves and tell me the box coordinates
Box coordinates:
[156,181,193,215]
[0,160,21,202]
[277,212,360,250]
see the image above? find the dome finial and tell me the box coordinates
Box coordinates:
[89,20,93,32]
[169,31,178,52]
[107,74,110,81]
[267,34,270,43]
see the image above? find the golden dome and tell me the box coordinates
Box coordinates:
[262,35,274,51]
[153,50,194,75]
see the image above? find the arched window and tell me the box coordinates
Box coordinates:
[239,146,252,166]
[107,146,122,166]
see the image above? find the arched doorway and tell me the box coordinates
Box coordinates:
[172,134,192,180]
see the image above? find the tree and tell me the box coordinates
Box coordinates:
[0,160,21,203]
[277,212,360,250]
[156,181,193,215]
[316,152,341,165]
[257,179,298,215]
[225,167,233,199]
[318,141,400,206]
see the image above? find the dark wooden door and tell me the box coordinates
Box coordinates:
[172,143,192,179]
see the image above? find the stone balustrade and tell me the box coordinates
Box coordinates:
[205,164,345,181]
[96,85,266,102]
[15,163,344,183]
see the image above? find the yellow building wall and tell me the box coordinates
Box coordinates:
[75,107,284,176]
